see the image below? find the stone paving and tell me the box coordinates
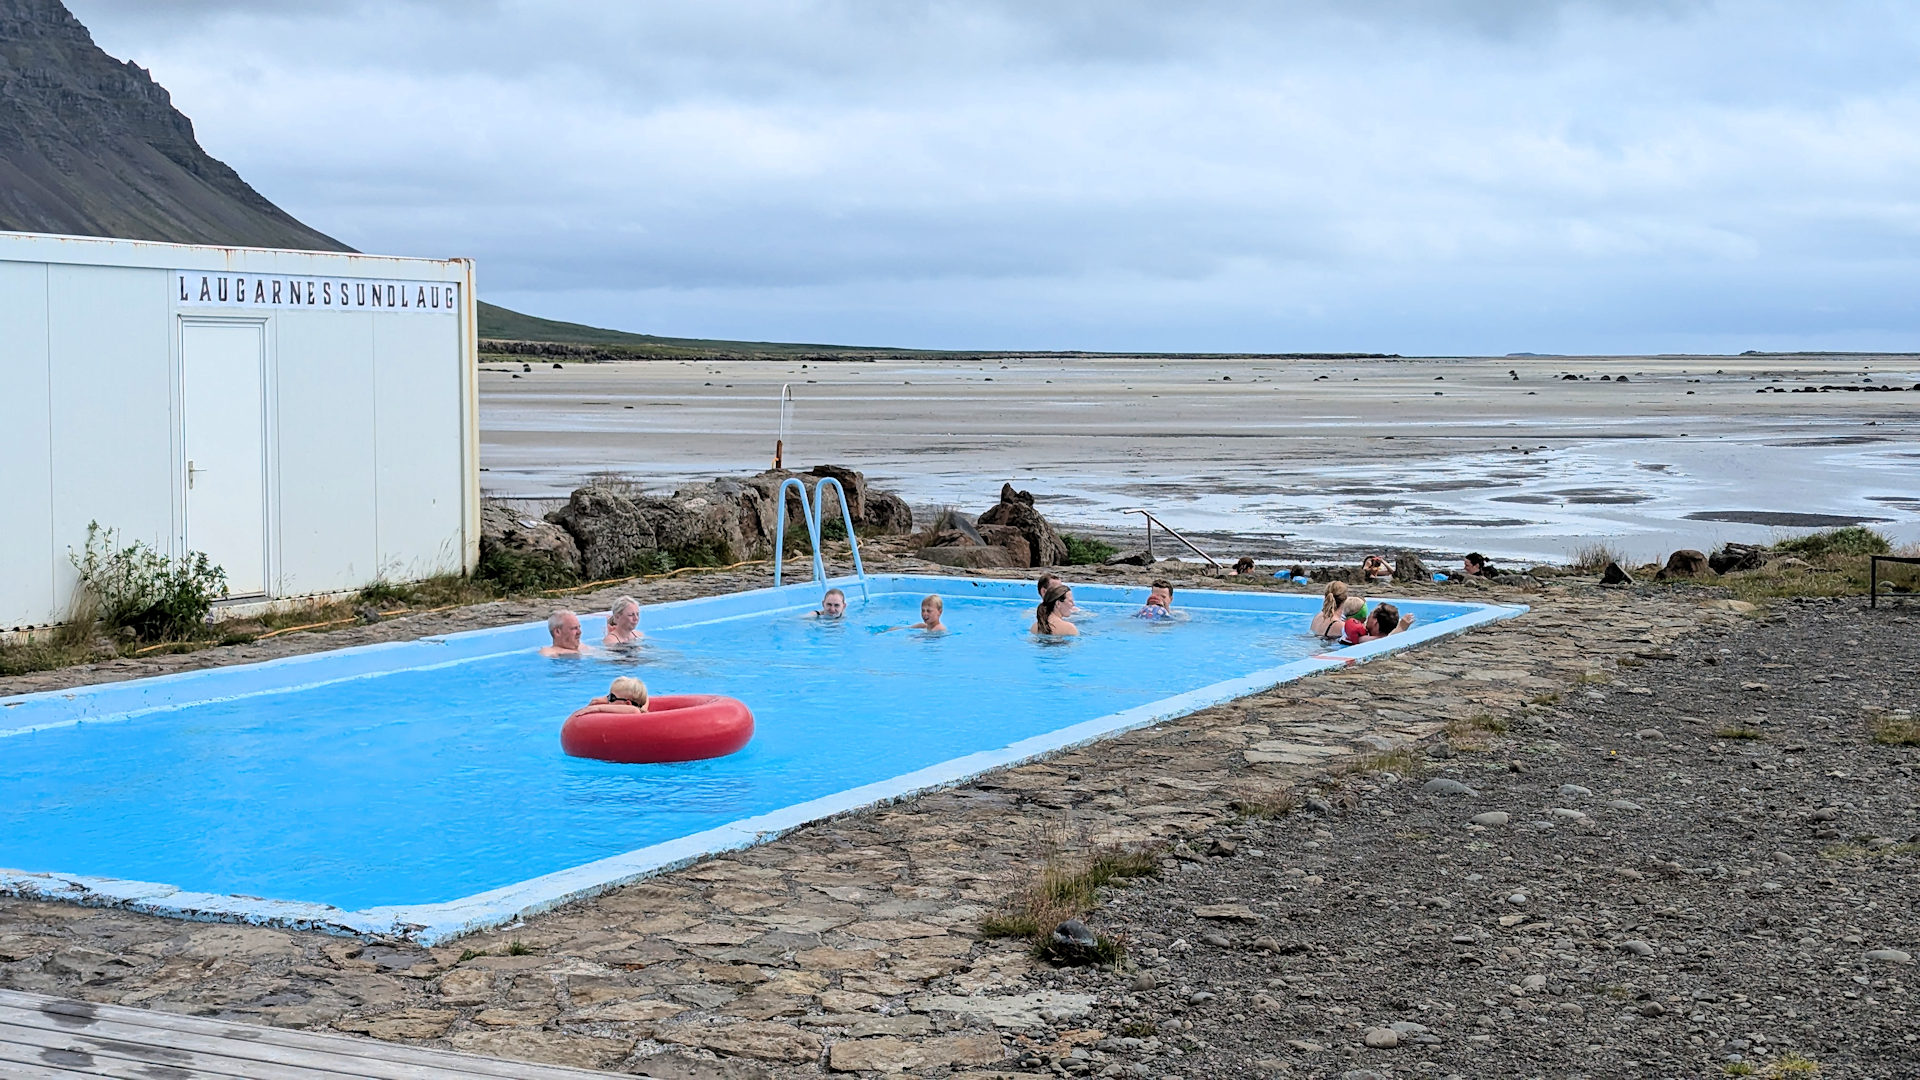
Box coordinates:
[0,553,1718,1078]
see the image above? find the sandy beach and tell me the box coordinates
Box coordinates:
[481,352,1920,564]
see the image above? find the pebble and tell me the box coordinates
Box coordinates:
[1130,971,1158,991]
[1558,784,1593,799]
[1305,796,1333,815]
[1363,1027,1400,1049]
[1866,837,1899,850]
[1550,807,1588,820]
[1633,727,1662,738]
[1188,991,1216,1004]
[1423,778,1478,797]
[1555,1002,1585,1019]
[1522,974,1548,992]
[1506,892,1529,906]
[1606,799,1644,811]
[1809,807,1839,822]
[1864,949,1912,964]
[1467,811,1510,827]
[1619,940,1655,957]
[1200,934,1231,948]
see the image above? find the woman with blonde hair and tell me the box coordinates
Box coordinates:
[604,596,642,646]
[1310,581,1350,638]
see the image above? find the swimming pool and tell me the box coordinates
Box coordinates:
[0,575,1521,942]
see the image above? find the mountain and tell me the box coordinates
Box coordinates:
[0,0,347,250]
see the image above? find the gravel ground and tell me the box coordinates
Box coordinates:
[1061,596,1918,1080]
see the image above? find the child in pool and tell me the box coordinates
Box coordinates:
[887,594,947,633]
[1340,603,1415,645]
[588,675,649,711]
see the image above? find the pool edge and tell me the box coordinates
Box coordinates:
[1,583,1526,943]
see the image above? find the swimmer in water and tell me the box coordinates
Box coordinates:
[540,610,585,656]
[887,594,947,633]
[811,587,847,620]
[1034,585,1079,637]
[588,675,649,711]
[1134,579,1175,620]
[604,596,642,646]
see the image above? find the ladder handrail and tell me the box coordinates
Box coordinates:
[773,477,818,589]
[811,476,870,601]
[1119,507,1223,569]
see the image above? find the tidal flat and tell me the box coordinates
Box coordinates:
[480,352,1920,564]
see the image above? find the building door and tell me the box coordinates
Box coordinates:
[181,321,269,597]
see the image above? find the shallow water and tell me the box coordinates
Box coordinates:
[1,592,1329,910]
[480,352,1920,562]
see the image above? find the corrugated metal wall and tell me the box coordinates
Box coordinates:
[0,233,477,631]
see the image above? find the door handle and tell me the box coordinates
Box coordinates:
[188,460,203,489]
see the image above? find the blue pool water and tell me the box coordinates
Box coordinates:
[0,575,1513,935]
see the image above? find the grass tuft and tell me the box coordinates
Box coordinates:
[978,845,1160,964]
[1335,747,1426,777]
[1869,711,1920,746]
[505,940,533,956]
[1444,713,1509,752]
[1571,542,1627,572]
[1230,789,1299,820]
[456,948,485,963]
[1772,527,1889,559]
[1060,533,1120,566]
[1528,692,1561,706]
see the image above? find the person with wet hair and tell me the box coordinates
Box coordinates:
[1033,584,1080,637]
[1134,579,1175,620]
[811,588,847,619]
[1036,572,1061,598]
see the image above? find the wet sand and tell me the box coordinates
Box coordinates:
[480,353,1920,564]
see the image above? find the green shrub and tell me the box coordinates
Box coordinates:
[1061,533,1118,565]
[1773,527,1890,559]
[71,522,226,641]
[475,548,579,592]
[357,579,411,606]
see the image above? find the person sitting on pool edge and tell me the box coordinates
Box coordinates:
[1034,584,1079,637]
[887,594,947,633]
[604,596,642,646]
[588,675,650,711]
[1134,579,1175,620]
[1341,602,1415,645]
[1233,556,1257,575]
[540,610,585,656]
[1361,554,1393,582]
[810,587,847,620]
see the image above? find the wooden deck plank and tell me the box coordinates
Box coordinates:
[0,1045,116,1079]
[0,990,617,1079]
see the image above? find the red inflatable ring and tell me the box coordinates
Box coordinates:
[560,694,754,764]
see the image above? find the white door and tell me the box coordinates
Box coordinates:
[182,321,268,597]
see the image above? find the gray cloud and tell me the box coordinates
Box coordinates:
[63,0,1920,351]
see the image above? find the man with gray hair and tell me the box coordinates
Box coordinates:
[604,596,642,646]
[540,609,584,656]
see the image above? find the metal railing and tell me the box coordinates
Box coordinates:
[1870,555,1920,608]
[773,476,870,600]
[1119,507,1222,569]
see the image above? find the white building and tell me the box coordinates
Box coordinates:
[0,232,479,631]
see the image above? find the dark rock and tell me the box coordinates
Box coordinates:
[1656,549,1714,580]
[978,524,1035,567]
[865,491,914,534]
[1599,561,1634,585]
[548,487,668,580]
[917,545,1022,569]
[804,464,868,525]
[353,605,382,625]
[1105,549,1155,567]
[1391,551,1430,583]
[977,483,1068,566]
[1709,542,1768,574]
[482,503,584,577]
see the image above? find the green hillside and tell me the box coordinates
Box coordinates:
[477,301,901,357]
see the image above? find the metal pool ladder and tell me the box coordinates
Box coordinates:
[1119,507,1223,569]
[773,476,870,599]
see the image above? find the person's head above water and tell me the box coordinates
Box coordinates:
[1148,579,1174,609]
[545,609,582,653]
[1368,602,1402,637]
[607,675,648,708]
[1035,584,1075,633]
[819,588,847,619]
[919,594,944,627]
[606,596,640,640]
[1320,580,1350,615]
[1037,572,1061,597]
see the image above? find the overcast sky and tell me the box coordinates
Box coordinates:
[67,0,1920,353]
